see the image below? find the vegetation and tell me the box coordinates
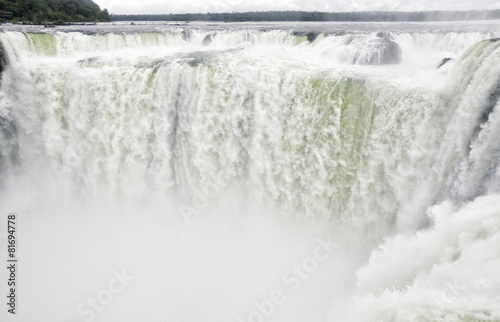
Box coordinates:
[111,9,500,22]
[0,0,110,24]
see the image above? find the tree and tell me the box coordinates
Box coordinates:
[0,0,111,23]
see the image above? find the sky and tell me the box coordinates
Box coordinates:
[93,0,500,15]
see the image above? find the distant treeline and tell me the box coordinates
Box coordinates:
[111,10,500,22]
[0,0,111,24]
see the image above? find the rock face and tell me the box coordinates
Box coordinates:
[368,37,402,65]
[291,31,321,42]
[0,114,20,183]
[181,30,192,41]
[203,33,215,46]
[438,58,453,69]
[0,44,5,75]
[0,43,19,180]
[353,34,402,65]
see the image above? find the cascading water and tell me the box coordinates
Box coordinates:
[1,22,500,322]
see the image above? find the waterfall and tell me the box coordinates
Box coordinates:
[1,24,500,322]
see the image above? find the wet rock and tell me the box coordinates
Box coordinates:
[291,31,321,42]
[438,58,453,69]
[356,37,402,65]
[203,33,216,46]
[181,30,191,41]
[0,114,20,180]
[0,43,5,75]
[376,38,401,64]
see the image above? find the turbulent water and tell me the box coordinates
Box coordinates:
[1,21,500,322]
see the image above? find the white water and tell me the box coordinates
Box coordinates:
[0,22,500,322]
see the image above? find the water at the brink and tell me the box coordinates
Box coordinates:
[1,21,500,322]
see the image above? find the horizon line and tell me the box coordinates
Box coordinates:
[109,8,500,15]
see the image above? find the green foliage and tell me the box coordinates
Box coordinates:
[111,9,500,22]
[0,0,111,23]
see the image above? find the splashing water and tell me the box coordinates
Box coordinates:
[1,22,500,322]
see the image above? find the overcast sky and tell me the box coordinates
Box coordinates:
[94,0,500,15]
